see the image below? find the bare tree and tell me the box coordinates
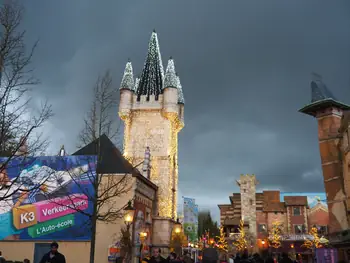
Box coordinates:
[0,0,52,202]
[48,71,141,263]
[78,70,122,149]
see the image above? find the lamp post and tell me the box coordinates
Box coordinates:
[124,201,135,231]
[173,218,183,256]
[123,201,135,263]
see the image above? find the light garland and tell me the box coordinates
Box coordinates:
[164,58,178,89]
[134,77,140,93]
[176,75,185,104]
[233,220,247,252]
[120,61,134,91]
[302,227,324,249]
[137,31,164,98]
[268,221,282,249]
[216,226,228,252]
[121,108,184,219]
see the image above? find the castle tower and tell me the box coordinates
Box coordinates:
[119,31,185,247]
[237,174,258,248]
[299,73,350,233]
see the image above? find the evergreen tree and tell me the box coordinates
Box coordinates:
[198,211,219,239]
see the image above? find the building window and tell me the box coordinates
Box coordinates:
[319,226,328,235]
[294,224,303,234]
[243,189,246,193]
[258,224,267,233]
[293,207,301,216]
[250,199,253,205]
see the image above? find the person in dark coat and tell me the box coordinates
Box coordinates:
[149,248,166,263]
[39,242,66,263]
[279,253,293,263]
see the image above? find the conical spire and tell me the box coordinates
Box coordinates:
[137,31,164,100]
[120,61,135,91]
[311,73,336,103]
[299,73,350,116]
[176,74,185,104]
[164,57,178,89]
[134,77,140,93]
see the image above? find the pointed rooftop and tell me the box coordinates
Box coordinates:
[176,74,185,104]
[164,57,178,89]
[137,30,164,100]
[120,60,134,91]
[299,73,350,117]
[134,77,140,93]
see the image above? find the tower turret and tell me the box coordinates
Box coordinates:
[119,60,134,121]
[163,57,179,115]
[299,73,350,233]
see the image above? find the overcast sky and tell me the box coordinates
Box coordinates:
[22,1,350,221]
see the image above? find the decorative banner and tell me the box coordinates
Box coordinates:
[0,155,97,240]
[183,197,198,243]
[315,248,338,263]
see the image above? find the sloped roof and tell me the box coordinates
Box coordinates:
[263,202,286,212]
[284,196,308,206]
[73,134,137,175]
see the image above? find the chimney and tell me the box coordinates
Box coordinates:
[58,145,66,156]
[142,147,151,179]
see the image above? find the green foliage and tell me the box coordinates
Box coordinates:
[198,211,219,238]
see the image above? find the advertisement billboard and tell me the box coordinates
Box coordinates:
[0,155,97,241]
[183,197,198,242]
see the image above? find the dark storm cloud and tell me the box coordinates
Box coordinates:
[22,1,350,220]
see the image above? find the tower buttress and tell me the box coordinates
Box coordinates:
[299,73,350,233]
[119,31,185,219]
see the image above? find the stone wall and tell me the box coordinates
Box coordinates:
[237,175,257,245]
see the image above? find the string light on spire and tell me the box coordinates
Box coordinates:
[120,61,134,90]
[176,74,185,104]
[164,57,178,89]
[137,30,164,100]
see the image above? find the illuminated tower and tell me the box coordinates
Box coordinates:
[299,73,350,233]
[119,31,185,220]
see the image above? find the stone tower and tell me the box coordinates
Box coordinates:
[237,174,258,246]
[299,73,350,233]
[118,31,185,246]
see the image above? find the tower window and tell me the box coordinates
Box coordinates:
[250,199,253,205]
[243,189,246,193]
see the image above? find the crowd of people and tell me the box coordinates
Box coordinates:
[140,248,302,263]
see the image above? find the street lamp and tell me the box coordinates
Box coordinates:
[124,201,135,231]
[174,218,182,234]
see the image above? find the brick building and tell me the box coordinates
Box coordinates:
[218,175,329,255]
[299,73,350,258]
